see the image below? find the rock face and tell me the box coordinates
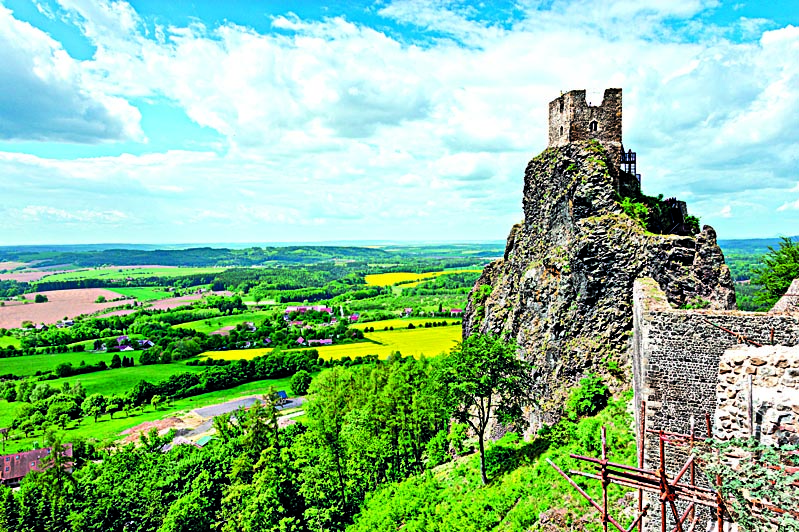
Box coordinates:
[463,140,736,428]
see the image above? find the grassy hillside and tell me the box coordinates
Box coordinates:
[349,394,636,532]
[0,374,299,453]
[174,310,273,334]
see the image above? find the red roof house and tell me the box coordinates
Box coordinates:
[1,444,73,487]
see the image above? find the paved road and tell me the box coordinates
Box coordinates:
[185,397,306,439]
[192,396,306,420]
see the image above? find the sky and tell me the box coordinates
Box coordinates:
[0,0,797,245]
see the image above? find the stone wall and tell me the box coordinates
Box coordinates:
[633,278,799,438]
[548,89,622,160]
[632,278,799,530]
[715,345,799,445]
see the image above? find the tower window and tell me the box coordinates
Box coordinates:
[589,121,598,132]
[559,100,564,113]
[560,126,563,136]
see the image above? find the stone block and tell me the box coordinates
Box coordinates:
[750,357,767,366]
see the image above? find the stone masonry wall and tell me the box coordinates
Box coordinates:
[715,345,799,446]
[548,89,622,153]
[632,278,799,531]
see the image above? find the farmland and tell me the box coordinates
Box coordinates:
[205,324,461,361]
[46,362,209,398]
[351,317,462,330]
[0,350,120,377]
[106,286,173,301]
[34,266,224,282]
[0,288,133,329]
[364,269,481,287]
[0,336,20,349]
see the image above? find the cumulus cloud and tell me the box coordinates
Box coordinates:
[0,4,142,142]
[1,0,798,242]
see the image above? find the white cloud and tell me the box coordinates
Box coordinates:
[0,4,142,142]
[777,200,799,212]
[21,205,129,223]
[1,0,798,242]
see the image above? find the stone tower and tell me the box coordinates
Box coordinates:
[548,88,623,160]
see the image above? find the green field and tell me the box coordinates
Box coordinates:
[107,287,174,302]
[174,310,274,334]
[0,374,302,453]
[0,350,123,377]
[43,362,209,398]
[38,267,224,283]
[0,336,20,349]
[205,324,461,361]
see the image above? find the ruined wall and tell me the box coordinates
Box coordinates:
[715,345,799,445]
[632,279,799,530]
[548,89,622,159]
[633,278,799,438]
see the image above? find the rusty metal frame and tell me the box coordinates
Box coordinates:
[547,403,726,532]
[548,403,799,531]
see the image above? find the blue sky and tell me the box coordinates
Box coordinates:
[0,0,797,245]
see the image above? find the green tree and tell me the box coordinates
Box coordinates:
[752,236,799,308]
[110,354,122,369]
[33,294,48,303]
[435,333,534,484]
[81,394,106,423]
[290,370,312,395]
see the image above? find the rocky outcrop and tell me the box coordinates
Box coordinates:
[770,278,799,314]
[463,141,736,428]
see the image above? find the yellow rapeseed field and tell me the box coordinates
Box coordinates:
[364,270,481,287]
[202,324,462,361]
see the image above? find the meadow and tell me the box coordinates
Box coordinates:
[0,350,121,377]
[175,310,274,334]
[0,374,300,453]
[38,266,224,282]
[0,336,20,349]
[107,286,173,301]
[205,324,461,361]
[43,362,209,398]
[364,269,481,287]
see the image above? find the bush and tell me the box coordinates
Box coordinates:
[565,374,609,420]
[425,430,449,468]
[34,294,48,303]
[621,197,649,228]
[290,370,312,395]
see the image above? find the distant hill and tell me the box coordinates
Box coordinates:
[717,236,799,255]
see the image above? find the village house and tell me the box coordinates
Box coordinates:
[450,308,464,317]
[0,445,73,487]
[308,338,333,346]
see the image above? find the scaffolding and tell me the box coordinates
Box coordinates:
[548,402,798,532]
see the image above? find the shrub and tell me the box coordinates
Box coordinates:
[290,370,312,395]
[425,430,449,468]
[620,197,649,228]
[565,373,609,420]
[34,294,48,303]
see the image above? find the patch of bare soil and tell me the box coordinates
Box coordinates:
[0,288,135,329]
[120,413,205,444]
